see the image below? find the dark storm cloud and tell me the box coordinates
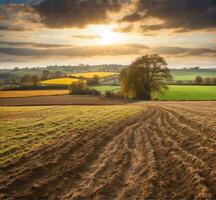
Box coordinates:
[0,0,44,5]
[120,13,143,22]
[35,0,121,28]
[129,0,216,32]
[141,0,216,31]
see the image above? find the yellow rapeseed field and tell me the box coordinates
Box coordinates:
[41,78,80,85]
[68,72,118,78]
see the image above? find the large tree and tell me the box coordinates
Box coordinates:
[120,54,172,100]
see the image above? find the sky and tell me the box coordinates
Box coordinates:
[0,0,216,69]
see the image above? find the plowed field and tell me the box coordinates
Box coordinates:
[0,102,216,200]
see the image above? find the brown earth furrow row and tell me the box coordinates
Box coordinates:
[161,109,216,168]
[142,111,172,200]
[162,108,216,151]
[0,111,149,200]
[167,151,212,199]
[151,110,216,197]
[162,107,216,140]
[117,111,161,200]
[64,122,143,200]
[143,109,215,199]
[0,110,136,184]
[65,109,158,199]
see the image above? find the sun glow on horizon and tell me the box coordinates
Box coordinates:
[89,25,122,45]
[99,29,121,45]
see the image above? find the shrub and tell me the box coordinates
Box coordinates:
[69,81,101,96]
[194,76,203,85]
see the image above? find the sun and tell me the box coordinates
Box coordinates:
[99,29,120,45]
[89,25,121,45]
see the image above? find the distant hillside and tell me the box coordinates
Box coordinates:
[0,65,126,77]
[171,68,216,80]
[0,65,216,81]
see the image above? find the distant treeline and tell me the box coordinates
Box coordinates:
[170,76,216,85]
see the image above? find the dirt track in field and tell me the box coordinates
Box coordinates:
[0,102,216,200]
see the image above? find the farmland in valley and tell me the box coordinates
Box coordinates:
[68,72,118,78]
[0,102,215,199]
[41,78,80,85]
[0,90,68,98]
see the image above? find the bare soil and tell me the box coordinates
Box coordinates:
[0,102,216,199]
[0,95,127,106]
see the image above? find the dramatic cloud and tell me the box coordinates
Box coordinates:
[0,41,215,59]
[0,3,40,31]
[120,13,143,22]
[35,0,121,28]
[135,0,216,32]
[0,43,149,57]
[153,46,216,57]
[0,0,216,68]
[1,0,216,32]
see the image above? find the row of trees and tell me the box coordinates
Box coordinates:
[21,75,41,86]
[194,76,216,85]
[42,70,66,80]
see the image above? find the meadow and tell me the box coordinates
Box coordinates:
[154,85,216,100]
[92,85,216,100]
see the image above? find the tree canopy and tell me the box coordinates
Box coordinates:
[120,54,172,100]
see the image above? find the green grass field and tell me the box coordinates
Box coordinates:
[91,85,120,94]
[92,85,216,100]
[154,85,216,100]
